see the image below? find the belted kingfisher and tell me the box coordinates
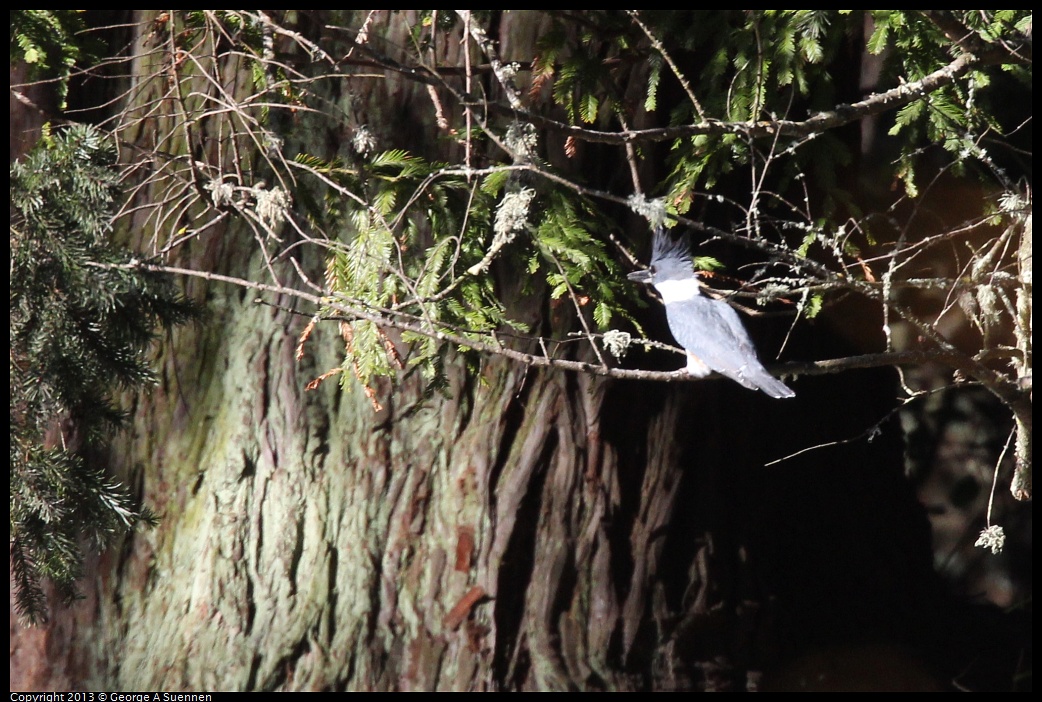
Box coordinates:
[628,228,795,398]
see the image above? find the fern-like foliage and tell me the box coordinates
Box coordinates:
[868,10,1031,196]
[10,124,198,624]
[294,140,637,398]
[10,10,92,108]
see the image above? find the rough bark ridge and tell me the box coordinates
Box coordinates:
[10,16,699,690]
[12,11,968,692]
[36,248,696,690]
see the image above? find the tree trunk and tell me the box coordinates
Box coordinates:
[11,11,973,692]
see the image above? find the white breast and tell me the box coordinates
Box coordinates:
[653,278,702,304]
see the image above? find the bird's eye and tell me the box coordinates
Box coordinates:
[648,265,656,275]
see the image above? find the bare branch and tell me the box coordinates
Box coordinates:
[87,259,974,387]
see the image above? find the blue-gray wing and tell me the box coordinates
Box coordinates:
[664,296,795,398]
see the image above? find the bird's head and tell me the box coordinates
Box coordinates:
[627,228,698,287]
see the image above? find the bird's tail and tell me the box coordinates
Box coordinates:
[751,372,795,399]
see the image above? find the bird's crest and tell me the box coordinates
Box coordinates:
[650,227,693,268]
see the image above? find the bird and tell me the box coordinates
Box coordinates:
[627,228,795,398]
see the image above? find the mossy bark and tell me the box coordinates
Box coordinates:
[11,11,948,692]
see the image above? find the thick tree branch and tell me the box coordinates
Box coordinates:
[324,15,1020,149]
[507,50,988,145]
[89,260,980,388]
[920,10,1033,64]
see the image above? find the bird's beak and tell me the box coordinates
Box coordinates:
[627,269,652,284]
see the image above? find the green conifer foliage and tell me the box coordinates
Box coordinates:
[10,124,198,624]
